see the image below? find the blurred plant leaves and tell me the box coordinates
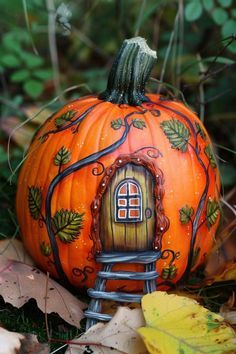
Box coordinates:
[0,54,21,68]
[10,69,30,82]
[185,0,203,22]
[23,80,44,98]
[202,0,214,11]
[217,0,232,7]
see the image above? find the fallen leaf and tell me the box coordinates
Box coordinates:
[0,239,34,265]
[204,216,236,279]
[220,293,236,326]
[0,255,86,327]
[0,106,53,148]
[66,307,147,354]
[205,260,236,285]
[19,333,49,354]
[138,291,236,354]
[0,327,24,354]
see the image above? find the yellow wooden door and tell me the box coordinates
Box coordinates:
[100,163,155,251]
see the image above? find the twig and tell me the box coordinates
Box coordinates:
[184,63,236,89]
[22,0,38,55]
[158,9,180,93]
[176,0,184,90]
[73,27,108,58]
[134,0,147,36]
[199,89,232,104]
[221,197,236,216]
[214,143,236,155]
[46,0,64,103]
[7,83,91,175]
[197,53,205,122]
[203,35,236,79]
[0,96,28,119]
[44,272,50,341]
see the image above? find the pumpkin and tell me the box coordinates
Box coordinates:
[16,37,221,292]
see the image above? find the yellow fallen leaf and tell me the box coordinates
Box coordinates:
[138,291,236,354]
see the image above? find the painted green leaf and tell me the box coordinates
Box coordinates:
[54,146,71,166]
[195,122,206,139]
[206,198,220,229]
[54,110,76,128]
[160,119,190,152]
[52,209,84,243]
[161,265,177,280]
[40,241,52,257]
[132,118,146,130]
[179,205,194,224]
[111,118,123,130]
[28,186,42,220]
[204,145,217,168]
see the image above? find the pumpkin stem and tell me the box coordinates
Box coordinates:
[99,37,157,106]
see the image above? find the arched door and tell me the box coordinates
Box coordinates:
[100,163,155,251]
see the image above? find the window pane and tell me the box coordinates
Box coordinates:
[118,198,127,206]
[129,209,140,218]
[129,182,138,195]
[118,209,127,219]
[119,183,127,195]
[129,198,139,206]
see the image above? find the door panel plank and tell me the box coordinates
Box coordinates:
[100,163,155,251]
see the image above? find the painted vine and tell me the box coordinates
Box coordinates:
[145,99,220,281]
[27,98,220,287]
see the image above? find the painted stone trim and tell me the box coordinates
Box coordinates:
[90,153,170,254]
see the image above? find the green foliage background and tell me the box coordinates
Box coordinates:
[0,0,235,350]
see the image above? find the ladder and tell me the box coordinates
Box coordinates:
[85,251,161,329]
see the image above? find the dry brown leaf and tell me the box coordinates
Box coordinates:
[204,260,236,285]
[220,292,236,326]
[0,239,34,265]
[0,327,24,354]
[66,307,147,354]
[205,218,236,278]
[0,255,86,327]
[0,106,53,148]
[19,333,49,354]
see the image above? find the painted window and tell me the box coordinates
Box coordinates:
[115,179,142,222]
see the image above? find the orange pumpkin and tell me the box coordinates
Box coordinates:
[16,37,220,292]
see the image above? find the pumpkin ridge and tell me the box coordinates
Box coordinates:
[39,99,102,141]
[19,130,53,257]
[148,99,214,281]
[44,108,145,283]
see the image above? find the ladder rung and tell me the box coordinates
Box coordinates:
[84,310,112,321]
[96,251,161,264]
[88,289,143,302]
[98,270,158,280]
